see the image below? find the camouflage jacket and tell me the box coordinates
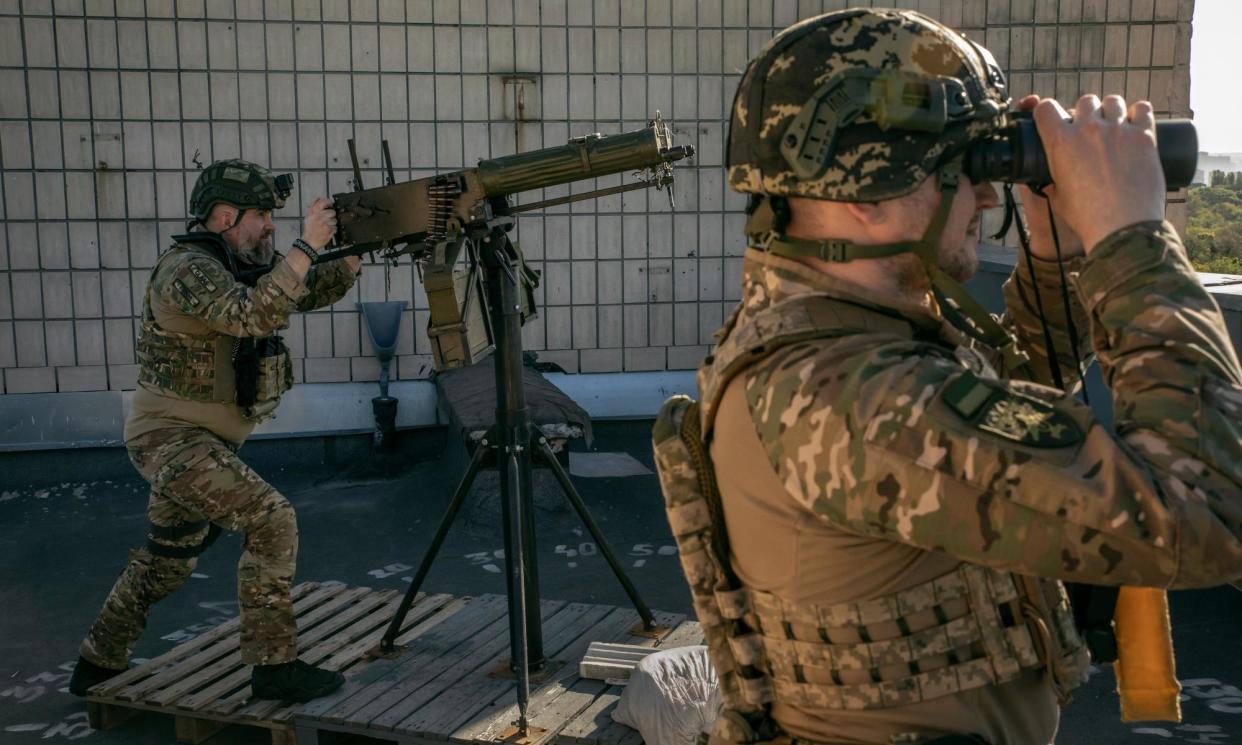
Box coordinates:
[151,242,357,338]
[704,222,1242,589]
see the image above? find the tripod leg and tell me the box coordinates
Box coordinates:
[534,438,658,630]
[380,442,489,652]
[502,448,531,732]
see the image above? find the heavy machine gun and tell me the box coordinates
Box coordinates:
[319,113,693,371]
[318,114,694,736]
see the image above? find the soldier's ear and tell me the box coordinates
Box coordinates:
[209,204,237,230]
[844,201,886,226]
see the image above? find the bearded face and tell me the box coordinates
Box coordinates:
[222,208,276,267]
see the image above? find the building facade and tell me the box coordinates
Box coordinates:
[0,0,1197,437]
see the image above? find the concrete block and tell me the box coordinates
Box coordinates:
[178,72,209,119]
[332,311,361,357]
[6,367,56,393]
[100,270,131,317]
[598,304,622,347]
[235,21,265,69]
[116,19,147,67]
[2,173,33,223]
[1078,0,1107,20]
[263,22,293,70]
[435,124,464,168]
[33,171,66,221]
[698,76,723,121]
[668,344,707,370]
[57,365,108,392]
[623,302,646,346]
[351,23,378,72]
[580,347,621,373]
[515,26,540,71]
[209,71,240,120]
[74,319,104,364]
[1108,0,1132,22]
[43,273,72,318]
[649,302,672,346]
[304,312,332,357]
[378,0,404,22]
[544,261,571,305]
[54,70,87,119]
[0,275,9,320]
[104,318,134,364]
[119,72,152,120]
[15,320,47,366]
[61,280,102,334]
[1153,0,1178,20]
[572,305,597,348]
[572,262,597,306]
[45,320,74,365]
[541,26,567,73]
[86,17,118,67]
[0,322,12,369]
[175,19,207,69]
[0,68,26,117]
[1032,27,1057,70]
[203,20,237,69]
[123,170,156,221]
[12,272,42,320]
[700,302,725,344]
[1126,68,1150,103]
[622,215,647,260]
[67,223,98,270]
[128,222,158,269]
[350,356,380,382]
[649,259,672,302]
[108,363,139,390]
[21,17,55,66]
[7,224,37,272]
[129,270,148,315]
[396,354,435,380]
[1150,22,1176,67]
[27,70,60,119]
[594,74,619,119]
[546,305,572,349]
[1,124,31,170]
[433,25,461,72]
[38,223,69,269]
[148,73,179,120]
[1128,24,1153,67]
[621,74,647,121]
[625,346,665,372]
[55,17,87,67]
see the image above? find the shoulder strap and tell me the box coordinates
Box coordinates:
[699,294,915,437]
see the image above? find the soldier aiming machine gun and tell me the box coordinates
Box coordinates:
[316,115,694,736]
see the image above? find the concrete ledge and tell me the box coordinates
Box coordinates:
[0,371,697,453]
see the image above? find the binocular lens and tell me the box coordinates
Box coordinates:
[964,117,1198,191]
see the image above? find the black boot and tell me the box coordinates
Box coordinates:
[69,656,126,697]
[250,660,344,703]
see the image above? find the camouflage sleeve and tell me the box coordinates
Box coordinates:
[998,251,1093,389]
[296,258,359,312]
[744,222,1242,589]
[154,251,308,337]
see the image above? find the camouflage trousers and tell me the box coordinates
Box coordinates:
[79,427,299,668]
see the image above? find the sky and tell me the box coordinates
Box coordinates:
[1190,0,1240,153]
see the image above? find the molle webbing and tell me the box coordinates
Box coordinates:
[136,323,230,402]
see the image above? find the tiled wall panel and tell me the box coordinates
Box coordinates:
[0,0,1196,392]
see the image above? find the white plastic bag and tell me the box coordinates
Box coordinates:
[611,645,722,745]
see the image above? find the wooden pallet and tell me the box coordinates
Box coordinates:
[85,581,467,745]
[293,596,704,745]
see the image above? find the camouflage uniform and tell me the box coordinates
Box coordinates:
[80,163,358,669]
[653,9,1242,745]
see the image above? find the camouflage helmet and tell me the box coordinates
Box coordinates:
[727,8,1009,203]
[188,159,293,223]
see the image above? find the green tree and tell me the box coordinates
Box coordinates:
[1186,176,1242,274]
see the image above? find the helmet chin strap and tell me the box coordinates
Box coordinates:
[750,159,1029,370]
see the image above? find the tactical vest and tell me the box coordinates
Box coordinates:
[652,293,1090,745]
[135,235,293,422]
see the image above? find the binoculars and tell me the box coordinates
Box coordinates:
[965,111,1198,191]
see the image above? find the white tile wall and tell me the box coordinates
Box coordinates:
[0,0,1196,392]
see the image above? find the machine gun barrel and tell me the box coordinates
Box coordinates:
[477,121,686,196]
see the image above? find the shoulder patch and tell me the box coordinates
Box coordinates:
[942,372,1081,448]
[187,263,218,293]
[172,278,201,307]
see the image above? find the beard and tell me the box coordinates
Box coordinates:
[234,232,275,267]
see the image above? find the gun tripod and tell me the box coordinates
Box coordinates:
[376,206,659,735]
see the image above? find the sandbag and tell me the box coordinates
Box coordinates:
[612,645,723,745]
